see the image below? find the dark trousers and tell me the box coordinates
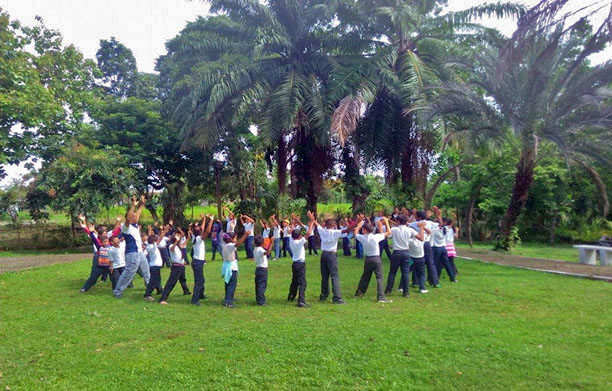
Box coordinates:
[110,267,124,290]
[160,265,185,301]
[91,254,109,282]
[449,256,459,275]
[355,241,363,259]
[289,262,307,304]
[283,237,293,258]
[307,236,318,255]
[211,241,222,260]
[342,237,351,256]
[320,251,342,302]
[245,236,254,258]
[386,250,410,294]
[254,267,268,305]
[411,257,426,290]
[144,266,162,297]
[224,270,238,305]
[191,259,206,304]
[433,246,456,282]
[424,242,439,286]
[378,238,392,260]
[160,247,171,267]
[356,256,385,300]
[81,266,110,291]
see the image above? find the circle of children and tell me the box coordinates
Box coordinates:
[79,196,459,308]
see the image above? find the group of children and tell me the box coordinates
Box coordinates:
[79,196,460,308]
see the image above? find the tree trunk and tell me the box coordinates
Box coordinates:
[498,142,537,250]
[277,132,287,195]
[342,143,367,214]
[578,160,609,218]
[162,181,186,228]
[466,184,483,247]
[146,205,159,222]
[215,162,222,219]
[424,161,465,209]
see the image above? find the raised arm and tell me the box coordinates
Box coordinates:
[432,206,444,226]
[415,220,426,241]
[124,196,138,228]
[236,230,250,246]
[133,195,146,223]
[203,215,214,237]
[270,214,279,227]
[353,219,364,237]
[383,217,392,237]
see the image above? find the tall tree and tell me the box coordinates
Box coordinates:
[95,37,139,98]
[426,0,612,249]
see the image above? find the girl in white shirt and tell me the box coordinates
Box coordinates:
[270,215,282,260]
[431,207,457,283]
[444,218,459,276]
[288,221,315,307]
[159,232,188,305]
[221,230,250,308]
[253,235,272,306]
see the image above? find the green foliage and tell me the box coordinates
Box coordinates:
[32,143,134,220]
[95,37,138,98]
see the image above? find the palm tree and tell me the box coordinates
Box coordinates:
[173,0,375,211]
[330,0,524,198]
[424,0,612,249]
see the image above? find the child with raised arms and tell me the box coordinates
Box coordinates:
[144,224,167,300]
[270,215,282,260]
[221,230,250,308]
[190,214,213,306]
[287,218,315,308]
[354,217,392,303]
[253,234,272,306]
[159,230,188,305]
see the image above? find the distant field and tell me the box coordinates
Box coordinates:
[455,241,579,263]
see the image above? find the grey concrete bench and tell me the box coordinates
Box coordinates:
[573,245,612,266]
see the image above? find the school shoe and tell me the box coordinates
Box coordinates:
[397,288,403,292]
[256,303,267,306]
[377,298,393,303]
[297,302,308,308]
[224,303,235,308]
[419,289,429,294]
[333,299,345,305]
[434,284,441,288]
[452,280,458,283]
[159,301,168,305]
[354,290,364,298]
[192,302,201,307]
[113,294,123,299]
[144,296,154,301]
[183,291,192,295]
[156,289,162,295]
[384,289,392,295]
[319,295,328,302]
[287,294,296,302]
[402,292,410,298]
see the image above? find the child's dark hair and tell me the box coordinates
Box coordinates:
[397,215,408,225]
[99,235,109,242]
[148,235,157,244]
[416,211,426,220]
[324,218,336,228]
[223,232,236,243]
[291,228,301,240]
[254,235,264,247]
[362,223,374,233]
[96,225,106,235]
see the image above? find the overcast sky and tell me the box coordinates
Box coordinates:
[0,0,610,186]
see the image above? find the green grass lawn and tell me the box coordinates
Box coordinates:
[1,249,611,390]
[456,241,579,262]
[0,247,90,258]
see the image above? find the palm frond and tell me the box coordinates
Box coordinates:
[330,96,363,147]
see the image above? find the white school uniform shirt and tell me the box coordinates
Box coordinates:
[408,234,425,259]
[222,243,238,270]
[108,241,126,268]
[283,226,291,237]
[169,244,184,265]
[273,226,281,239]
[226,218,236,233]
[244,222,254,237]
[317,225,343,252]
[340,226,348,238]
[290,237,306,262]
[390,225,416,251]
[302,224,315,237]
[146,243,163,267]
[157,236,169,249]
[254,247,268,268]
[411,220,437,242]
[374,216,387,233]
[262,227,271,238]
[445,228,455,244]
[192,234,206,260]
[356,233,386,257]
[431,225,447,247]
[121,224,143,253]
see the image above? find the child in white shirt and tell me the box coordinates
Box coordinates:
[221,230,250,308]
[288,221,314,307]
[354,218,392,303]
[253,235,272,306]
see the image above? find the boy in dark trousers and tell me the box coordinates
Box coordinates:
[253,235,272,306]
[287,219,315,308]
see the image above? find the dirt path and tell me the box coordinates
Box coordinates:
[459,248,612,281]
[0,253,90,274]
